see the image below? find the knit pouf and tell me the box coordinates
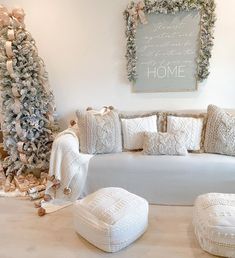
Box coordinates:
[73,187,148,252]
[193,193,235,257]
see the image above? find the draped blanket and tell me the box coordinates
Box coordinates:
[42,128,93,213]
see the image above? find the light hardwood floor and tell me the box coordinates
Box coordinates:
[0,198,216,258]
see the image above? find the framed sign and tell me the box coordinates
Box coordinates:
[124,0,216,92]
[136,10,200,92]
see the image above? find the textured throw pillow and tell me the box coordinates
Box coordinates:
[76,108,122,154]
[121,115,157,150]
[142,132,188,156]
[167,116,203,151]
[204,105,235,156]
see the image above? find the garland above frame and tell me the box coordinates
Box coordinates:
[124,0,216,84]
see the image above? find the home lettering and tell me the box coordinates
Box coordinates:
[147,65,186,79]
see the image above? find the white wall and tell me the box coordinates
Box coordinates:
[1,0,235,128]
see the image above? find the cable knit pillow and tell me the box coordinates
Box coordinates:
[121,115,157,150]
[76,108,122,154]
[142,132,188,156]
[167,116,203,151]
[204,105,235,156]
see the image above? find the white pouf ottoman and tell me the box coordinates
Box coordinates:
[73,187,148,252]
[193,193,235,258]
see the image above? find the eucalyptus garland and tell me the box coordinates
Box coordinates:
[0,6,58,175]
[124,0,216,83]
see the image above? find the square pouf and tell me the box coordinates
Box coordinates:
[73,187,149,252]
[193,193,235,258]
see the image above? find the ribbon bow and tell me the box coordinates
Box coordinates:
[0,6,10,27]
[129,1,148,25]
[0,5,25,28]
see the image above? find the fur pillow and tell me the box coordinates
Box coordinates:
[204,105,235,156]
[76,107,122,154]
[142,132,188,156]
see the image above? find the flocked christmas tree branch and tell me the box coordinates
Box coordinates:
[0,5,58,176]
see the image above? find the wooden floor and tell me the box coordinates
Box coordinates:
[0,198,216,258]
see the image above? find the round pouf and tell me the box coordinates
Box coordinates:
[193,193,235,258]
[73,187,149,252]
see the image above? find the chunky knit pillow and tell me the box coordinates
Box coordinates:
[142,132,188,156]
[76,108,122,154]
[204,105,235,156]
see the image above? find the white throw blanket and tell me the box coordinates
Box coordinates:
[42,128,93,213]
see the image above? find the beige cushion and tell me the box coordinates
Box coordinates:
[76,108,122,154]
[142,132,188,156]
[121,115,157,150]
[167,116,203,151]
[204,105,235,156]
[74,187,148,252]
[193,193,235,258]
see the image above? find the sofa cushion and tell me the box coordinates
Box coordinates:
[167,116,203,151]
[74,187,148,252]
[121,115,157,150]
[204,105,235,156]
[76,108,122,154]
[84,152,235,205]
[142,132,188,156]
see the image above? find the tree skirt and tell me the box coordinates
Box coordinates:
[0,188,27,198]
[0,171,47,200]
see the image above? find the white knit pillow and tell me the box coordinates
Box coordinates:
[121,115,157,150]
[204,105,235,156]
[142,132,188,156]
[167,116,203,151]
[76,108,122,154]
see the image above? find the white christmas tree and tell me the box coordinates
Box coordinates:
[0,6,58,176]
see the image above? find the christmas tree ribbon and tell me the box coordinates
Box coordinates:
[0,6,10,27]
[12,98,21,114]
[5,41,13,58]
[47,113,54,123]
[19,153,27,164]
[6,60,14,77]
[128,1,148,25]
[5,32,14,77]
[11,8,25,27]
[15,120,23,137]
[7,29,14,40]
[12,86,20,97]
[17,142,25,152]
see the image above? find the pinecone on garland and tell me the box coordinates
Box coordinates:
[0,5,59,176]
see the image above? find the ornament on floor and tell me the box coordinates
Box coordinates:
[0,5,59,176]
[38,207,46,217]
